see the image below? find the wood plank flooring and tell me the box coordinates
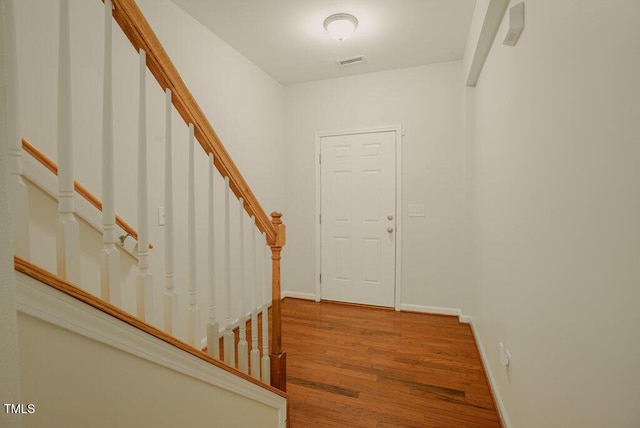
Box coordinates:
[281,299,501,427]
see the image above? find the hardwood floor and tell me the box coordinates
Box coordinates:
[281,299,501,428]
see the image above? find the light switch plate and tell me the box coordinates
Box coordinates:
[408,204,425,217]
[158,206,165,226]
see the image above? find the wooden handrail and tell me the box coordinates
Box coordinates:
[21,138,152,249]
[109,0,277,245]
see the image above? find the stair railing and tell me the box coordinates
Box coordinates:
[11,0,286,392]
[105,0,288,390]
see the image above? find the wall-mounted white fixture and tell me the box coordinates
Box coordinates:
[503,2,525,46]
[158,206,165,226]
[324,13,358,41]
[499,342,511,366]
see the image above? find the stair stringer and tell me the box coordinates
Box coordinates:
[15,270,287,427]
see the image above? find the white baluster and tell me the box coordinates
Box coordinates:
[6,0,29,259]
[223,177,235,365]
[56,0,80,284]
[136,49,152,322]
[163,89,178,334]
[250,215,260,379]
[237,198,248,373]
[100,0,120,305]
[187,123,199,346]
[261,232,271,384]
[206,153,220,359]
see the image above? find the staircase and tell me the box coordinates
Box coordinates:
[3,0,287,425]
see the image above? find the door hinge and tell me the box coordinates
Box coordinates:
[319,273,322,283]
[319,153,322,164]
[319,214,322,224]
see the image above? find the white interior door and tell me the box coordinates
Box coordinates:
[320,131,396,307]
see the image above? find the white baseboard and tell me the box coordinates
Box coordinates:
[400,303,474,324]
[400,303,461,316]
[281,291,316,301]
[466,316,511,428]
[459,314,472,324]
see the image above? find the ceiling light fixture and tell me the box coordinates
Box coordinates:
[323,13,358,41]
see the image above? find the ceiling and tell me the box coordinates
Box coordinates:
[169,0,476,85]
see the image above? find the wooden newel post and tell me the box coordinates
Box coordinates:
[269,211,287,391]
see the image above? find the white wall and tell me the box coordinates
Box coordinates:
[14,0,285,340]
[284,62,468,310]
[467,0,640,426]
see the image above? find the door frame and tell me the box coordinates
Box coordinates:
[314,125,403,310]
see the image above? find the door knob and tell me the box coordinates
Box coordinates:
[387,215,394,221]
[387,227,394,233]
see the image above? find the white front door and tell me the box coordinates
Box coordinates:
[320,130,397,307]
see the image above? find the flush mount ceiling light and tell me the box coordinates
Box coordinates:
[323,13,358,41]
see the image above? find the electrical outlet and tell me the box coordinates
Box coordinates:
[499,342,510,366]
